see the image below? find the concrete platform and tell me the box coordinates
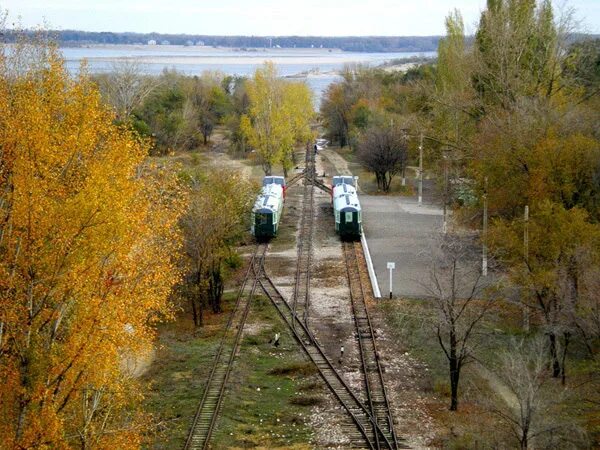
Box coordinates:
[361,195,444,298]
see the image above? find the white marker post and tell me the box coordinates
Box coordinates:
[387,262,395,299]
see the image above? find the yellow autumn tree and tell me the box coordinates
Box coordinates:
[281,81,315,174]
[241,62,314,176]
[0,37,185,448]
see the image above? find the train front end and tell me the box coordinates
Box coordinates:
[333,185,362,240]
[251,181,284,239]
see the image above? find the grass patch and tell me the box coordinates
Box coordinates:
[376,298,518,447]
[298,381,320,392]
[210,294,325,448]
[243,335,263,346]
[376,296,600,447]
[267,362,317,377]
[142,293,238,449]
[289,395,323,407]
[143,291,325,449]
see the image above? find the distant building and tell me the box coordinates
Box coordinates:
[185,40,194,46]
[147,39,157,45]
[274,44,281,49]
[195,40,205,46]
[160,40,170,45]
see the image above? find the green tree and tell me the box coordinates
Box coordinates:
[180,168,256,326]
[474,0,561,109]
[490,201,600,381]
[320,82,354,148]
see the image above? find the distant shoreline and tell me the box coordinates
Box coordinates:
[8,30,441,53]
[63,43,346,53]
[60,45,435,67]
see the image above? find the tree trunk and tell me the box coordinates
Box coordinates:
[375,172,383,191]
[15,397,28,443]
[449,332,459,411]
[520,433,528,450]
[208,265,224,314]
[382,172,392,193]
[190,296,199,327]
[263,161,272,176]
[560,332,570,385]
[342,135,347,148]
[449,358,459,411]
[193,271,204,327]
[342,121,349,148]
[548,332,560,378]
[196,298,203,327]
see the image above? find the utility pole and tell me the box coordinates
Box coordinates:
[482,177,488,277]
[523,205,530,332]
[442,151,448,234]
[418,132,423,205]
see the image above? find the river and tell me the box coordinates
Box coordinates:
[60,45,435,100]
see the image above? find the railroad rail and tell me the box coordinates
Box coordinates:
[311,177,332,195]
[287,170,305,188]
[258,269,396,449]
[183,244,267,450]
[292,144,316,328]
[343,241,399,449]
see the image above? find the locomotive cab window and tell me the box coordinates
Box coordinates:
[256,213,268,225]
[345,212,353,222]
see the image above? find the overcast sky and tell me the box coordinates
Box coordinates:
[3,0,599,36]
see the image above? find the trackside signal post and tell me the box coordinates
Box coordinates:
[387,262,395,299]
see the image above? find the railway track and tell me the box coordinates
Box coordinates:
[343,241,399,449]
[258,270,396,449]
[287,144,398,448]
[183,244,267,450]
[184,144,400,449]
[286,170,304,187]
[292,144,316,328]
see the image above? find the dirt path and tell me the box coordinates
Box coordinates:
[206,151,254,178]
[476,363,519,411]
[320,148,352,177]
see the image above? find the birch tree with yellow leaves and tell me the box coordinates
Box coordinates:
[0,35,186,448]
[281,81,315,175]
[241,62,314,176]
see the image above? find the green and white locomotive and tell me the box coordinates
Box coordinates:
[251,178,285,239]
[332,175,362,240]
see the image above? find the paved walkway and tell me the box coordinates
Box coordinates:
[361,195,444,298]
[319,147,446,298]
